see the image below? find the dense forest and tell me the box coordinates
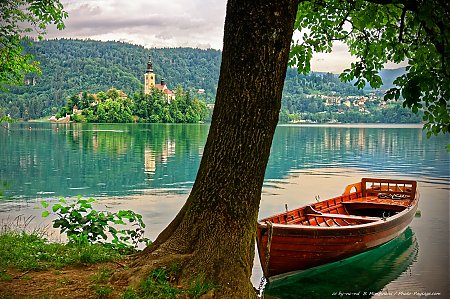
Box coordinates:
[58,87,208,123]
[0,39,220,120]
[0,39,419,123]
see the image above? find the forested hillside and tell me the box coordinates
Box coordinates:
[0,39,221,119]
[1,39,408,121]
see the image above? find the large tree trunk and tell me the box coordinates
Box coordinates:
[124,0,298,297]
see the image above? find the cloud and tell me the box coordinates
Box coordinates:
[43,0,406,71]
[309,42,407,74]
[45,0,226,49]
[310,43,355,74]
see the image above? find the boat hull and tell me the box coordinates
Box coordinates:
[256,178,419,279]
[264,228,418,297]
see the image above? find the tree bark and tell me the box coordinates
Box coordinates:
[126,0,299,297]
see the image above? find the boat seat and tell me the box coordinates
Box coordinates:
[306,212,381,223]
[343,199,410,209]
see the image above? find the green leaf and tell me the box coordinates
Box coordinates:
[52,203,63,212]
[42,210,49,218]
[80,201,92,209]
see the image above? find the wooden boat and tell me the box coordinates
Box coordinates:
[256,178,419,280]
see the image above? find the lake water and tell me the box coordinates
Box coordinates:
[0,123,448,298]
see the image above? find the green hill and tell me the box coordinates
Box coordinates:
[1,38,394,121]
[0,39,221,119]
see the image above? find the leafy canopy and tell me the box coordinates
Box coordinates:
[0,0,67,90]
[291,0,449,136]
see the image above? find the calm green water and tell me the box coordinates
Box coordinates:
[0,123,448,298]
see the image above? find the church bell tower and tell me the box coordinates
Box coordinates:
[144,54,155,94]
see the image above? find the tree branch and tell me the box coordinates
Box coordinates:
[398,7,407,43]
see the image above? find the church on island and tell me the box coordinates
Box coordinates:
[144,55,175,102]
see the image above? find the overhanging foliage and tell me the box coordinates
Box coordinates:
[291,0,449,136]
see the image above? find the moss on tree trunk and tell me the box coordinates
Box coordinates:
[117,0,299,297]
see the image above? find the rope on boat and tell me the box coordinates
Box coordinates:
[264,221,273,276]
[257,221,274,297]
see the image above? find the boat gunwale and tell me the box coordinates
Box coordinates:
[258,178,418,230]
[257,200,417,230]
[257,188,419,231]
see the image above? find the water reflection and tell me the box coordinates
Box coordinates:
[264,228,418,299]
[0,123,209,200]
[0,123,448,205]
[267,125,448,181]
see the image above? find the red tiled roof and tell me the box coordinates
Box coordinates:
[153,83,174,96]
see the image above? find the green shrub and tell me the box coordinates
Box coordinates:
[42,197,150,253]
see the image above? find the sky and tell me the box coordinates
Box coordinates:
[44,0,401,74]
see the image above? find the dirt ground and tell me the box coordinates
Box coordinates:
[0,261,131,299]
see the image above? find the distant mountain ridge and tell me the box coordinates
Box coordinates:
[358,67,407,91]
[378,67,407,89]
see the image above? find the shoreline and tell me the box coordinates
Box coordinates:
[17,120,424,129]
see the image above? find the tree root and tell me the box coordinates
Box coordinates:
[111,252,191,288]
[111,248,257,298]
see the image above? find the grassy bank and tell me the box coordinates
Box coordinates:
[0,232,122,273]
[0,232,214,298]
[0,211,214,299]
[0,229,127,298]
